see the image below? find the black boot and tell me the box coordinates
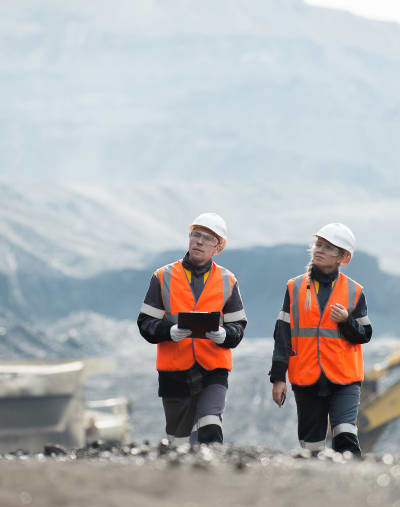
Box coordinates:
[332,432,361,457]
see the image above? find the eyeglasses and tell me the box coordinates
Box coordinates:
[313,241,340,257]
[189,230,219,246]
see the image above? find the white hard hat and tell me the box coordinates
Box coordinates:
[190,212,228,249]
[314,223,355,264]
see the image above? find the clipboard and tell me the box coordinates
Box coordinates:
[177,311,220,339]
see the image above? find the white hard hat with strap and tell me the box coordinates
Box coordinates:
[190,213,228,250]
[314,223,355,265]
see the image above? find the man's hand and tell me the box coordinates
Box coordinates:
[170,324,192,342]
[272,381,287,407]
[330,303,348,323]
[205,327,226,344]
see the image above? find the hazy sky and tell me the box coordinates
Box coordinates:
[1,0,400,275]
[305,0,400,23]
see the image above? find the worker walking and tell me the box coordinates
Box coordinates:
[269,223,372,455]
[137,213,247,445]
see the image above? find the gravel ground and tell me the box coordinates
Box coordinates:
[1,442,400,507]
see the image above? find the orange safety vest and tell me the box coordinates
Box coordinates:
[287,272,364,386]
[156,259,235,371]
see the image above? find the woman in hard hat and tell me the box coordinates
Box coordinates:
[269,223,372,455]
[138,213,247,445]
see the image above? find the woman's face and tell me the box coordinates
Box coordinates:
[312,236,343,272]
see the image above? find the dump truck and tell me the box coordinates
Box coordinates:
[0,358,132,453]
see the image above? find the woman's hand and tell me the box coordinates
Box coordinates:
[330,303,348,323]
[272,381,287,407]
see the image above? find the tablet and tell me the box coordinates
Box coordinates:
[177,311,220,339]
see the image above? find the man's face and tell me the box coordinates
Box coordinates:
[188,226,220,266]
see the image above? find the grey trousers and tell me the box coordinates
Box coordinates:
[294,383,361,454]
[162,384,227,445]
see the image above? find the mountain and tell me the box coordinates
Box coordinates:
[0,239,398,337]
[1,179,399,336]
[1,180,399,279]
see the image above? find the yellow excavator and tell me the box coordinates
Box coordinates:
[358,348,400,452]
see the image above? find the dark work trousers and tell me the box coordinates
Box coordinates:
[294,383,361,455]
[162,384,227,445]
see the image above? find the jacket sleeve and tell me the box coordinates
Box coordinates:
[338,291,372,345]
[269,287,291,383]
[137,273,174,344]
[220,280,247,349]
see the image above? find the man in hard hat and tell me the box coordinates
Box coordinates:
[269,223,372,456]
[138,212,247,445]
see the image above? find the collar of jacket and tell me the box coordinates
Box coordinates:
[182,252,213,278]
[311,264,339,285]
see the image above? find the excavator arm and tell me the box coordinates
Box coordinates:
[363,351,400,383]
[358,350,400,452]
[359,380,400,431]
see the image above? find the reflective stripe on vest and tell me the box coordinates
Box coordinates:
[288,272,364,386]
[156,260,235,371]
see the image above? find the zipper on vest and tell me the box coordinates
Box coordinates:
[313,279,339,379]
[313,280,326,378]
[182,262,214,363]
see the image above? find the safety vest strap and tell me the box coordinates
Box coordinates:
[347,276,361,313]
[290,275,304,335]
[159,262,175,315]
[219,264,234,309]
